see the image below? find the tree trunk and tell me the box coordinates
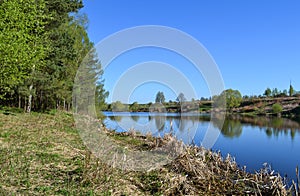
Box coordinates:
[18,94,21,109]
[40,90,43,111]
[24,98,27,112]
[27,84,33,113]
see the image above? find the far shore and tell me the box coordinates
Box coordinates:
[104,96,300,118]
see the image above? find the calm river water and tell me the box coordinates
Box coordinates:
[103,111,300,182]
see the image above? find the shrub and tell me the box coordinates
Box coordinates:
[272,103,283,114]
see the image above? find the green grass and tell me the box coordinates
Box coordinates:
[110,133,151,151]
[0,111,123,195]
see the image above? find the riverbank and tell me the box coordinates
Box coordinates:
[230,96,300,117]
[106,96,300,117]
[0,109,298,195]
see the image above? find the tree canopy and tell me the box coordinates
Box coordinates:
[155,91,165,103]
[0,0,108,112]
[176,92,186,103]
[264,88,272,97]
[111,101,127,112]
[272,103,283,114]
[289,84,294,96]
[214,89,242,111]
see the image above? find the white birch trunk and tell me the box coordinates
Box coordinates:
[27,84,33,113]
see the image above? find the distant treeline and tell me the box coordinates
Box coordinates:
[107,88,300,116]
[106,101,212,113]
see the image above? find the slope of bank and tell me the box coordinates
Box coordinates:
[107,97,300,117]
[234,97,300,116]
[0,109,298,195]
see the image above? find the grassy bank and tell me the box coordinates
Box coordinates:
[0,109,298,195]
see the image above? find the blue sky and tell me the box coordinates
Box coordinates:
[80,0,300,103]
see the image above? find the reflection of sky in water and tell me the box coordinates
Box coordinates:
[103,112,207,145]
[213,124,300,184]
[103,112,300,183]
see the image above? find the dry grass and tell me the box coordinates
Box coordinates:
[0,109,298,195]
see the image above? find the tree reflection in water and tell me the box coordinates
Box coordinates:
[108,115,123,122]
[211,115,300,140]
[221,120,243,138]
[172,116,199,132]
[152,115,166,132]
[212,118,242,138]
[105,113,300,140]
[130,115,140,122]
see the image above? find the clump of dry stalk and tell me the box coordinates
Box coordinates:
[104,127,295,195]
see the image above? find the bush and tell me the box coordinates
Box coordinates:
[272,103,283,114]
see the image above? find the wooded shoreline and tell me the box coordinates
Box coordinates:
[106,96,300,117]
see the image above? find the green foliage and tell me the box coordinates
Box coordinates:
[0,0,47,99]
[95,81,109,111]
[130,102,139,112]
[272,103,283,114]
[289,84,294,96]
[264,88,272,97]
[271,88,279,97]
[263,85,296,98]
[111,101,127,112]
[176,92,186,103]
[214,89,242,111]
[155,91,165,103]
[0,0,108,112]
[138,171,163,195]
